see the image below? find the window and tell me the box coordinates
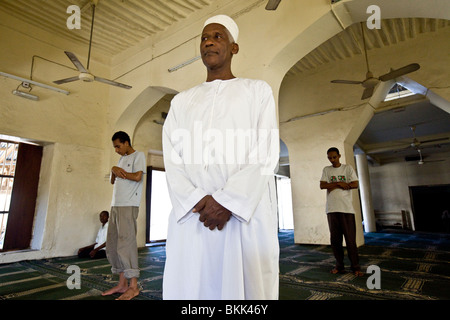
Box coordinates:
[384,83,414,101]
[0,141,18,250]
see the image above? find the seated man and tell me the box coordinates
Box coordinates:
[78,211,109,259]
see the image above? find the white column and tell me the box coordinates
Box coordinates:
[355,152,377,232]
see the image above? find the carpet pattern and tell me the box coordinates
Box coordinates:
[0,230,449,300]
[278,230,450,300]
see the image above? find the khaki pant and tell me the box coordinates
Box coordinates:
[106,206,140,279]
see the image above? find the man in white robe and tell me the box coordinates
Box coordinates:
[162,14,280,300]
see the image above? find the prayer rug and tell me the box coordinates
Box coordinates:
[0,230,449,300]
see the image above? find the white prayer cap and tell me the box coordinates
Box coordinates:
[203,14,239,43]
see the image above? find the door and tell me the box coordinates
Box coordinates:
[1,142,43,251]
[410,185,450,233]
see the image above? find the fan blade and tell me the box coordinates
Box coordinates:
[420,137,449,144]
[53,76,80,85]
[331,80,362,85]
[94,76,132,89]
[378,63,420,81]
[65,51,88,73]
[361,86,374,100]
[393,145,413,152]
[265,0,281,10]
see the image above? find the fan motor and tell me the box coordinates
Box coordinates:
[79,72,94,82]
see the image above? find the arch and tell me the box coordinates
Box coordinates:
[397,76,450,114]
[268,0,450,85]
[271,0,450,245]
[113,86,178,141]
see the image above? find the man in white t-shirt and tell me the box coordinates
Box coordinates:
[320,147,363,276]
[102,131,146,300]
[78,210,109,259]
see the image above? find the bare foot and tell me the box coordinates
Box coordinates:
[102,285,128,296]
[116,287,139,300]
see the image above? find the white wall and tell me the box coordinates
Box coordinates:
[0,20,112,263]
[369,152,450,216]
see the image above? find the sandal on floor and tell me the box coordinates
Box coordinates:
[330,268,346,274]
[353,270,364,277]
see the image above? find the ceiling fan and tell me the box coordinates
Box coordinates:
[331,23,420,100]
[404,125,449,151]
[396,125,449,164]
[408,148,446,165]
[265,0,281,10]
[53,0,132,89]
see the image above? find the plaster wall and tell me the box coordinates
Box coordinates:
[369,152,450,218]
[0,20,112,263]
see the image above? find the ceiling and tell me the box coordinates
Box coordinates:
[286,18,450,76]
[357,100,450,163]
[2,1,448,61]
[1,1,449,163]
[0,0,214,56]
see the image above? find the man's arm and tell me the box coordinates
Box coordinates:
[162,98,208,223]
[193,195,231,231]
[89,242,106,257]
[348,180,359,189]
[210,81,279,224]
[111,166,124,184]
[320,181,339,191]
[122,171,143,182]
[78,244,95,255]
[320,180,358,191]
[111,166,143,183]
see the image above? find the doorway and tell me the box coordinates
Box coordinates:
[0,140,42,251]
[276,176,294,230]
[0,141,18,249]
[410,184,450,233]
[146,167,171,243]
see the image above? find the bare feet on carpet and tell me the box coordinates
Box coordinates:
[101,284,128,296]
[116,287,140,300]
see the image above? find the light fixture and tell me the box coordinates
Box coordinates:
[0,71,70,95]
[168,55,201,73]
[12,89,39,101]
[11,81,39,101]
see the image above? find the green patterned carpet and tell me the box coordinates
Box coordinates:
[1,230,449,300]
[278,230,450,300]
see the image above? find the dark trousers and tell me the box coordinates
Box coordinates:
[78,247,107,259]
[327,212,360,272]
